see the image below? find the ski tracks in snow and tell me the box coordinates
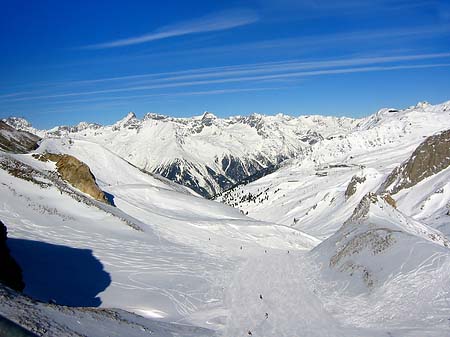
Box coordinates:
[224,251,349,337]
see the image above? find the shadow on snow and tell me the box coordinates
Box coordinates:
[104,191,116,207]
[8,238,111,307]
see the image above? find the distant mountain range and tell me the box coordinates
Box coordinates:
[1,99,450,336]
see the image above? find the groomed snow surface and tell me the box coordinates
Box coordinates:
[1,100,450,336]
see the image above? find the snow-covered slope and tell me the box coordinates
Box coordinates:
[395,165,450,236]
[223,193,450,337]
[6,112,356,197]
[0,284,214,337]
[307,193,450,332]
[378,128,450,235]
[217,100,450,239]
[2,100,450,336]
[0,137,318,335]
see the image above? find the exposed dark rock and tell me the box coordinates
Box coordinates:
[0,122,41,154]
[300,130,324,145]
[380,129,450,194]
[156,155,282,198]
[345,175,366,199]
[382,193,397,208]
[0,221,24,292]
[155,159,210,197]
[205,166,234,192]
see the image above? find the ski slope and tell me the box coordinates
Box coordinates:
[0,100,449,336]
[0,138,317,335]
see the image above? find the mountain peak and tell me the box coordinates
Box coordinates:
[3,117,33,130]
[201,111,217,120]
[124,112,137,120]
[200,111,217,126]
[414,101,431,109]
[112,112,139,130]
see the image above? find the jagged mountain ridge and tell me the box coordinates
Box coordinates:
[216,100,450,238]
[4,111,357,197]
[5,100,449,199]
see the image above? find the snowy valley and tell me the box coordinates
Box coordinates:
[0,100,450,336]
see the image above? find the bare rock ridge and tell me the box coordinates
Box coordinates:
[0,121,40,154]
[35,153,108,204]
[0,221,24,292]
[380,129,450,194]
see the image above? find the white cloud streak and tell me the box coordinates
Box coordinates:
[31,51,449,91]
[81,9,258,49]
[0,52,450,102]
[10,87,284,107]
[3,60,449,103]
[82,52,450,85]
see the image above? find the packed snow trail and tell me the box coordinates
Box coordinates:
[223,249,450,337]
[224,251,349,337]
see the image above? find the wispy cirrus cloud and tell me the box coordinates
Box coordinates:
[10,87,285,108]
[3,52,450,103]
[6,51,450,96]
[72,51,450,85]
[257,0,435,12]
[81,9,259,50]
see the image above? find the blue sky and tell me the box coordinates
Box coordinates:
[1,0,450,128]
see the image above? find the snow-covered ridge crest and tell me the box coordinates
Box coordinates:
[312,192,449,295]
[28,108,358,197]
[342,192,449,247]
[5,99,450,198]
[379,128,450,195]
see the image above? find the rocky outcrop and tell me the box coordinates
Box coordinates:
[36,153,108,203]
[380,129,450,194]
[0,221,24,292]
[0,121,40,154]
[345,175,366,199]
[313,192,449,292]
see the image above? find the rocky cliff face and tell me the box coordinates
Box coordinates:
[37,153,108,203]
[380,129,450,194]
[0,221,24,292]
[0,121,40,154]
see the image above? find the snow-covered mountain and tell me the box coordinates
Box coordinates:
[0,121,40,154]
[4,111,356,197]
[216,100,450,238]
[1,100,450,336]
